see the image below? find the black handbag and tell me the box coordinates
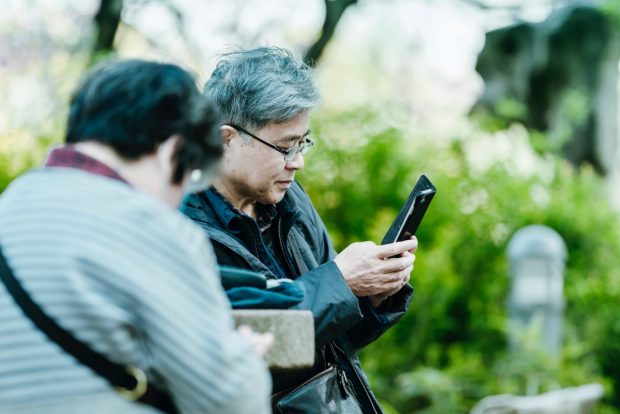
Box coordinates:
[0,244,178,414]
[272,343,363,414]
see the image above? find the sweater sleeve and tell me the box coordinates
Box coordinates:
[124,215,272,414]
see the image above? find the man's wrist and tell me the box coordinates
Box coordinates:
[368,294,386,308]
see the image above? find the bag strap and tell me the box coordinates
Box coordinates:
[0,244,178,414]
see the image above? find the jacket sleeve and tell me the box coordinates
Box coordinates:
[289,261,363,348]
[345,285,413,351]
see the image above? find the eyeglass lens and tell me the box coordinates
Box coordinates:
[284,140,313,161]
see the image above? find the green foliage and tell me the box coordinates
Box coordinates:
[299,107,620,413]
[472,87,591,158]
[0,133,57,193]
[601,0,620,26]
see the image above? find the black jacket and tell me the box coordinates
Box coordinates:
[181,182,413,414]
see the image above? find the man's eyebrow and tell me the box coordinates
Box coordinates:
[277,130,312,144]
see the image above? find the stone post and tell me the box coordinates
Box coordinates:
[507,225,567,355]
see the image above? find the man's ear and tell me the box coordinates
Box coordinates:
[220,125,236,146]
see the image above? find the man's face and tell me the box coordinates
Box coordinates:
[220,111,309,207]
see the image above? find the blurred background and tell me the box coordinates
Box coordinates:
[2,0,620,412]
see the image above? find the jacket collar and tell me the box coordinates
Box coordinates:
[186,186,298,233]
[180,186,301,277]
[204,188,243,234]
[44,145,128,184]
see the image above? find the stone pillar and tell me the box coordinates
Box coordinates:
[507,225,567,355]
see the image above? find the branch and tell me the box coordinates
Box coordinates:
[303,0,358,67]
[91,0,124,63]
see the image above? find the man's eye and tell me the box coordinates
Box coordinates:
[283,141,305,150]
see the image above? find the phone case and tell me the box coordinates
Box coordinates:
[381,175,436,245]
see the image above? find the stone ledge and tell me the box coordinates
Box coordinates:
[233,310,315,370]
[471,383,604,414]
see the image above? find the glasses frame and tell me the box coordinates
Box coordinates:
[228,124,313,162]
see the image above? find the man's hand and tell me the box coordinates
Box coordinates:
[334,238,418,298]
[366,238,418,307]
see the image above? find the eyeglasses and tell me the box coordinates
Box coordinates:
[229,124,314,162]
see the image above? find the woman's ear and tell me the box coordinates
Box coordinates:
[156,134,181,183]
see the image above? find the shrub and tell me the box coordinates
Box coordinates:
[299,107,620,413]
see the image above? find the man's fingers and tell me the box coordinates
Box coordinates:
[384,268,413,296]
[375,272,404,285]
[380,254,415,273]
[376,238,418,259]
[377,266,413,293]
[383,273,409,293]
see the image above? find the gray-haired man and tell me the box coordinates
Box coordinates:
[181,47,417,413]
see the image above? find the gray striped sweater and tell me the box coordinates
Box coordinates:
[0,167,271,413]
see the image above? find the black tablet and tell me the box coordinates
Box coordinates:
[381,175,436,245]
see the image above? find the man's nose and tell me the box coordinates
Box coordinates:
[285,153,304,170]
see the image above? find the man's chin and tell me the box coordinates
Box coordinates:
[262,189,288,205]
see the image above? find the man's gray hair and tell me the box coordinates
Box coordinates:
[204,47,321,130]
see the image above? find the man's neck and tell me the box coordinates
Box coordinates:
[211,178,257,219]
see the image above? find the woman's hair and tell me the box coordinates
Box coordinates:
[66,59,222,184]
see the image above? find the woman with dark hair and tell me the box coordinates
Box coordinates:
[0,59,272,414]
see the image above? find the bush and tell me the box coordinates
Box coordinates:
[299,107,620,413]
[0,133,56,193]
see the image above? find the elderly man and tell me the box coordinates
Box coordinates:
[0,60,271,414]
[181,47,417,413]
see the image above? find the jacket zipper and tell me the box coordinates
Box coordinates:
[241,220,261,259]
[276,219,298,277]
[331,342,380,414]
[212,232,271,275]
[217,220,292,279]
